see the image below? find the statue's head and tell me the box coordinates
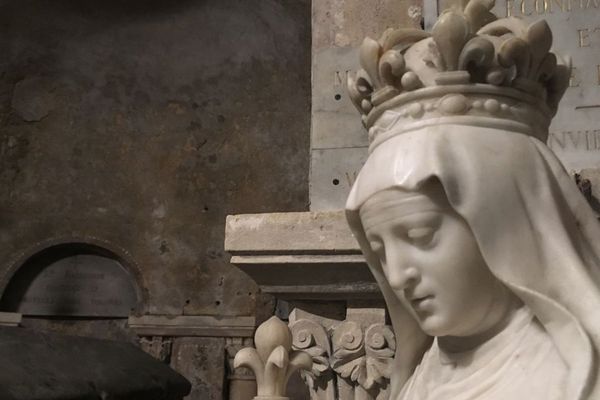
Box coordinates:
[359,182,518,339]
[345,0,570,336]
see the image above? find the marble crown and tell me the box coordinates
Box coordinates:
[347,0,570,148]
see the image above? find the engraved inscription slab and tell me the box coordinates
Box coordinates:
[311,147,368,210]
[314,2,600,210]
[492,0,600,170]
[1,254,137,317]
[310,0,421,210]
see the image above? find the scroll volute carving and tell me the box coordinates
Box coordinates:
[331,322,367,386]
[364,324,396,385]
[330,322,396,391]
[290,318,333,396]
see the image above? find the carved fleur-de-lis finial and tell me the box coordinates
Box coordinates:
[234,316,313,399]
[347,0,570,134]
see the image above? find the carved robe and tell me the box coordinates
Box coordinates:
[398,307,567,399]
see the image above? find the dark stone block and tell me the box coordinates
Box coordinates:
[0,326,191,400]
[171,337,225,400]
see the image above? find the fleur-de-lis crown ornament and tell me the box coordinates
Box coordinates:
[234,316,312,400]
[347,0,570,150]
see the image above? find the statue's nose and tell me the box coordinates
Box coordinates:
[386,262,420,290]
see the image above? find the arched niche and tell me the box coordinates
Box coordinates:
[0,243,139,318]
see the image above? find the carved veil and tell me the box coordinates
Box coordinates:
[346,126,600,399]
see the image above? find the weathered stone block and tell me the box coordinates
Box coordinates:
[171,337,225,400]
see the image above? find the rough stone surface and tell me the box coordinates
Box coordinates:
[11,77,54,122]
[0,326,191,400]
[19,317,139,342]
[0,1,310,398]
[225,210,359,252]
[312,0,423,49]
[171,337,225,400]
[310,0,423,210]
[0,1,309,317]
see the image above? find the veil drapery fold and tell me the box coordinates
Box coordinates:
[346,123,600,399]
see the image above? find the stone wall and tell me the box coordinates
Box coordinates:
[0,0,310,398]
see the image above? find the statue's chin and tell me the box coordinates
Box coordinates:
[401,297,460,337]
[413,313,450,337]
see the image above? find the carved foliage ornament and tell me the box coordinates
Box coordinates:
[290,318,396,396]
[291,318,332,392]
[331,322,396,391]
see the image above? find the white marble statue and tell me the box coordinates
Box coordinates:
[345,1,600,399]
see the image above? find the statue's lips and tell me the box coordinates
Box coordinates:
[410,295,434,310]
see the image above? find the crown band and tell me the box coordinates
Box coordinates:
[367,83,551,152]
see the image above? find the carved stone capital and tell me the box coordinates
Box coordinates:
[288,308,395,400]
[331,322,395,392]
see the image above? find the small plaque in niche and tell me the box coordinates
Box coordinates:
[1,251,138,318]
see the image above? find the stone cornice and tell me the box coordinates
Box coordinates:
[225,211,380,300]
[128,315,256,337]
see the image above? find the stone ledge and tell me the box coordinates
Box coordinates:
[225,210,360,253]
[225,211,380,300]
[128,315,256,337]
[0,312,21,327]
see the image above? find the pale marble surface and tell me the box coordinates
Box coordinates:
[234,316,312,400]
[345,0,600,399]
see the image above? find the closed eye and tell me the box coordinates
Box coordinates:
[407,227,435,245]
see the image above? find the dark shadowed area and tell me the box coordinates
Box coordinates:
[0,0,310,398]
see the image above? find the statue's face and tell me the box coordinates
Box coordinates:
[360,187,515,338]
